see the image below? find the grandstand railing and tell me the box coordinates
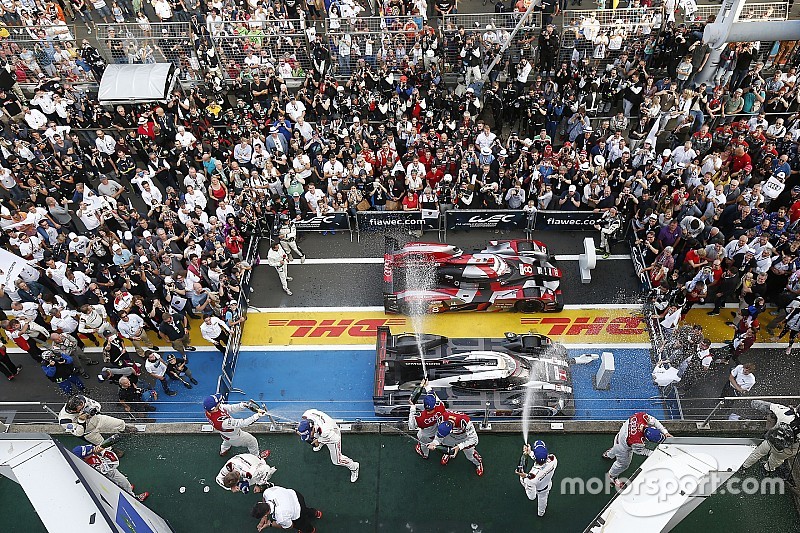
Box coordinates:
[95,22,202,82]
[325,15,421,74]
[208,19,314,80]
[0,27,85,85]
[440,12,539,75]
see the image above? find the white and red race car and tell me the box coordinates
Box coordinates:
[383,239,564,314]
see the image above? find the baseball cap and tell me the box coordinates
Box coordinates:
[568,185,577,193]
[142,230,152,238]
[68,232,77,240]
[112,244,121,251]
[792,186,800,193]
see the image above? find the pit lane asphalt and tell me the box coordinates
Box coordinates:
[251,229,642,308]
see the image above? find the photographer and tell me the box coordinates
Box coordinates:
[594,207,622,259]
[743,400,800,475]
[117,375,157,415]
[42,349,86,395]
[59,393,127,445]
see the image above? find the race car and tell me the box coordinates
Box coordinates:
[373,327,575,418]
[383,238,563,314]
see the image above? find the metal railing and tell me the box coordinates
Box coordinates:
[217,221,261,396]
[693,1,790,22]
[0,33,88,84]
[95,22,202,82]
[208,20,314,80]
[5,395,797,426]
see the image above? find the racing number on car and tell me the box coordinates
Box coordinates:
[520,264,533,276]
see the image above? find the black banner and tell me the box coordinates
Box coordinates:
[295,212,351,232]
[445,210,528,231]
[533,210,604,231]
[357,211,425,232]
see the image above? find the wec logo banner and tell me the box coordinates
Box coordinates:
[446,210,528,231]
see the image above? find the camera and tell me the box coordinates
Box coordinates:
[81,405,99,417]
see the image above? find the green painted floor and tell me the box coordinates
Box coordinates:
[2,433,798,533]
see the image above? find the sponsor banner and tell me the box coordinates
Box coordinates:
[357,211,426,231]
[241,309,649,346]
[445,210,528,231]
[534,210,604,231]
[295,212,350,232]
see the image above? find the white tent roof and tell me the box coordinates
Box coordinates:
[98,63,176,104]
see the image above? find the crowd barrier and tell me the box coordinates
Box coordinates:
[355,209,441,241]
[217,228,261,397]
[561,3,789,69]
[208,19,315,80]
[271,208,618,243]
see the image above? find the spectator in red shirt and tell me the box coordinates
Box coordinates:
[788,186,800,223]
[402,191,420,211]
[225,228,245,259]
[730,146,752,176]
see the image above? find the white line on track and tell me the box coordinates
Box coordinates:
[258,254,631,264]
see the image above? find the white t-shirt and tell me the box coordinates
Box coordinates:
[261,486,301,529]
[145,358,168,378]
[730,365,755,392]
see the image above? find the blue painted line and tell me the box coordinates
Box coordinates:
[226,348,666,423]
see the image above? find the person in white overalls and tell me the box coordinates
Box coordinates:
[517,440,558,517]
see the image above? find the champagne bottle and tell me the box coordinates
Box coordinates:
[99,433,123,448]
[410,383,425,404]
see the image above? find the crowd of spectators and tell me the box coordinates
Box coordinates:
[0,0,796,402]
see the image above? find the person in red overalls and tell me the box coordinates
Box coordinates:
[407,380,447,459]
[602,411,672,488]
[204,393,270,457]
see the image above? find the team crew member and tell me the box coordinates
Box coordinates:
[407,381,446,459]
[517,440,558,517]
[216,452,277,493]
[204,393,267,456]
[59,394,127,445]
[144,349,177,396]
[428,410,484,476]
[251,485,322,532]
[200,314,231,354]
[157,312,196,360]
[72,444,150,502]
[297,408,360,482]
[603,411,672,488]
[267,241,293,295]
[278,215,306,263]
